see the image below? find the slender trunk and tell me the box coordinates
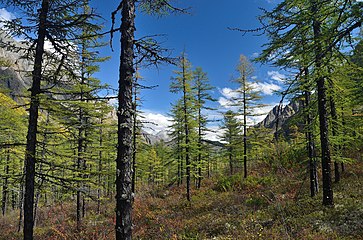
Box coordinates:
[311,0,333,206]
[97,120,103,215]
[23,1,49,239]
[303,68,318,197]
[132,82,137,194]
[180,151,184,185]
[2,148,9,216]
[229,146,233,175]
[243,74,247,179]
[207,154,210,178]
[82,126,88,219]
[341,107,345,172]
[34,112,49,227]
[177,138,181,186]
[11,187,16,210]
[116,0,135,238]
[329,90,340,183]
[181,54,191,202]
[18,178,24,232]
[76,115,83,230]
[197,95,202,189]
[304,88,319,197]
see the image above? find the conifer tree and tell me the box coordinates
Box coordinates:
[112,1,185,236]
[169,100,185,186]
[0,0,101,237]
[170,52,196,201]
[250,0,362,206]
[220,110,241,175]
[192,67,216,188]
[229,55,265,178]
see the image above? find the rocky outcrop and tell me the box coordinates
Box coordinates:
[257,99,303,130]
[0,33,33,101]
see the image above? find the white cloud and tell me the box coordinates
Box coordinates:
[0,8,15,25]
[267,71,286,82]
[252,52,259,58]
[203,125,224,142]
[251,82,281,95]
[219,87,239,99]
[108,97,118,107]
[140,110,172,135]
[218,97,233,109]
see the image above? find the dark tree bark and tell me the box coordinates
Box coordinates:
[197,96,202,189]
[329,88,340,183]
[341,107,345,172]
[243,76,247,179]
[115,0,135,239]
[182,59,191,202]
[97,119,103,214]
[229,145,233,175]
[132,79,137,194]
[304,87,319,197]
[311,0,333,206]
[34,113,50,227]
[76,107,84,230]
[23,1,49,239]
[177,137,182,186]
[2,148,9,216]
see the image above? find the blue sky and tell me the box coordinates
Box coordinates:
[1,0,288,139]
[89,0,287,137]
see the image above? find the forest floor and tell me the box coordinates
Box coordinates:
[1,161,363,239]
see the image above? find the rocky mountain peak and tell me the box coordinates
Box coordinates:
[257,99,303,130]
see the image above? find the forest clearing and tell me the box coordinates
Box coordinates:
[1,160,363,239]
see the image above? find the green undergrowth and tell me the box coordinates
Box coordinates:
[1,163,362,239]
[132,163,363,240]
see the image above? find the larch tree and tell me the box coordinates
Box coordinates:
[231,54,265,178]
[168,100,185,186]
[0,0,100,237]
[112,1,185,238]
[192,67,216,189]
[170,52,196,201]
[249,0,362,206]
[220,110,241,175]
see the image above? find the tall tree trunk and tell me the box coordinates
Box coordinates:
[34,112,49,227]
[341,107,345,172]
[132,81,137,194]
[23,1,49,239]
[243,75,247,179]
[76,112,84,230]
[229,148,233,175]
[182,59,191,202]
[97,120,103,214]
[329,87,340,183]
[177,138,181,186]
[197,96,202,189]
[116,0,135,239]
[2,148,9,216]
[311,0,333,206]
[18,178,24,233]
[304,88,319,197]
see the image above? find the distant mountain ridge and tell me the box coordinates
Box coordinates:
[0,33,33,101]
[257,99,303,131]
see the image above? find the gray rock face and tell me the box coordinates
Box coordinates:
[0,33,33,101]
[141,130,171,145]
[257,99,303,130]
